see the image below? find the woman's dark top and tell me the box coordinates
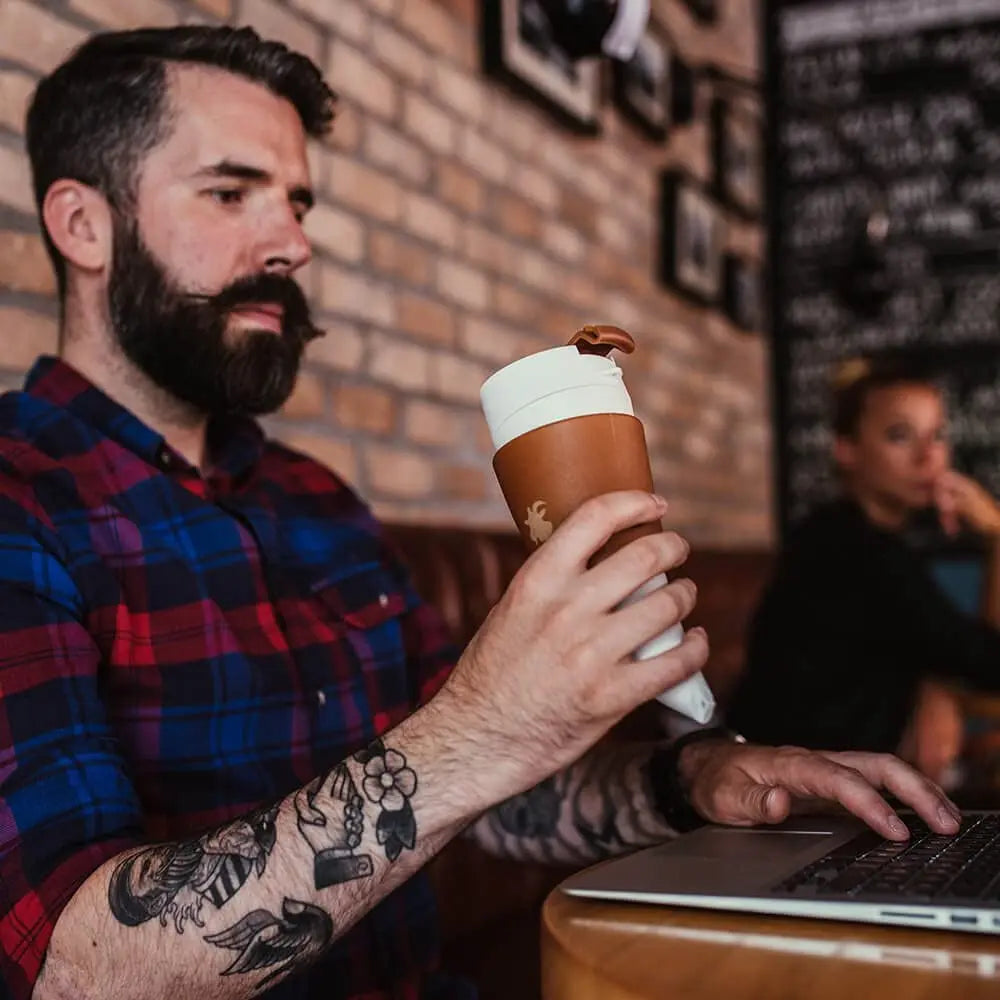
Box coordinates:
[727,500,1000,753]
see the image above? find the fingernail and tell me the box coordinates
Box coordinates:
[938,805,960,832]
[887,814,908,838]
[651,493,668,508]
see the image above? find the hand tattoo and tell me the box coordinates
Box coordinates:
[354,739,418,862]
[295,764,374,887]
[108,804,279,933]
[205,898,333,992]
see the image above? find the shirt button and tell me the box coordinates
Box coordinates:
[378,593,389,608]
[156,448,171,469]
[316,690,327,708]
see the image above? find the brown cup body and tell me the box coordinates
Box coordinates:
[492,413,660,564]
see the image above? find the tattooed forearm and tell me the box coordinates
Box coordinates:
[295,764,374,888]
[108,804,279,932]
[205,898,333,993]
[469,742,672,865]
[354,738,418,863]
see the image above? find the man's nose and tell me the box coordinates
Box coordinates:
[257,206,312,276]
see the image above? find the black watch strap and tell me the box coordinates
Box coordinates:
[645,727,743,833]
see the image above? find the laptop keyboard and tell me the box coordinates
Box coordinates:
[775,813,1000,901]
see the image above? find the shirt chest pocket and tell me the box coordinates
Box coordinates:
[308,564,415,715]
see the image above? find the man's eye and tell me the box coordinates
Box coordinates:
[209,188,246,206]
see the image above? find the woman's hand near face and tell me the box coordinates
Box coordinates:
[934,470,1000,537]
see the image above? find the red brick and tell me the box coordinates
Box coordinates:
[0,231,56,295]
[280,370,327,419]
[560,188,599,238]
[428,352,490,404]
[366,445,435,498]
[398,292,456,346]
[289,0,369,43]
[0,143,34,215]
[495,193,543,242]
[0,2,87,75]
[543,220,587,263]
[516,249,564,293]
[493,282,541,325]
[463,223,519,277]
[0,306,58,371]
[437,162,485,216]
[189,0,232,17]
[70,0,177,29]
[364,122,430,185]
[401,193,460,251]
[405,399,464,448]
[459,316,533,365]
[239,0,322,63]
[0,70,36,135]
[371,23,430,86]
[326,153,402,222]
[328,40,398,120]
[510,164,559,210]
[430,63,486,123]
[434,0,477,25]
[458,127,509,184]
[368,334,430,392]
[398,0,462,61]
[402,94,456,155]
[369,230,433,287]
[435,259,489,310]
[304,204,365,264]
[318,263,396,326]
[439,462,488,500]
[597,211,632,254]
[306,319,366,373]
[279,430,358,483]
[328,106,363,154]
[334,383,397,435]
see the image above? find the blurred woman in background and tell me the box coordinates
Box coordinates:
[728,357,1000,782]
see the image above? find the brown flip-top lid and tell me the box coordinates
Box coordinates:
[568,325,635,357]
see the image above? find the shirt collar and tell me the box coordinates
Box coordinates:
[25,356,266,480]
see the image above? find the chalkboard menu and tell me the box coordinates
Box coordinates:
[766,0,1000,538]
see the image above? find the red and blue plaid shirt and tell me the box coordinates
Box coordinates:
[0,357,465,1000]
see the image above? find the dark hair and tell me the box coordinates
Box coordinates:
[26,25,336,295]
[832,355,941,439]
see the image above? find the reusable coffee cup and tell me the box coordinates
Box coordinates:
[480,325,716,724]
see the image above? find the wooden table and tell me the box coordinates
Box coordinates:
[541,887,1000,999]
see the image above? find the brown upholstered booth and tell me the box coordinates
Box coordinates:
[384,522,773,999]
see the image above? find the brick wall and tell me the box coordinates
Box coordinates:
[0,0,772,548]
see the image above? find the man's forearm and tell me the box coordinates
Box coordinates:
[468,741,675,866]
[35,700,477,1000]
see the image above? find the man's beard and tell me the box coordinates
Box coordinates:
[108,218,323,417]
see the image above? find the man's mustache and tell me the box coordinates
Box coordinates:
[186,273,324,343]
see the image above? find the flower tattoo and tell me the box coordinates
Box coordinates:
[355,740,418,862]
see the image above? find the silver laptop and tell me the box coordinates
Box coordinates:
[561,810,1000,934]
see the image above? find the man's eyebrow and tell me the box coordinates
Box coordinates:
[195,160,314,210]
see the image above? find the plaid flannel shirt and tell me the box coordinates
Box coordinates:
[0,357,465,1000]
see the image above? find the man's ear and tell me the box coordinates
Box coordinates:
[41,180,114,279]
[833,435,858,475]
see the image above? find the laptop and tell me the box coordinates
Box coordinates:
[561,810,1000,934]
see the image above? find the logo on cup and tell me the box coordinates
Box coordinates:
[524,500,554,546]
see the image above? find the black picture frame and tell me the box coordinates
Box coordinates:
[711,97,764,219]
[659,172,725,305]
[612,22,671,140]
[481,0,602,135]
[724,254,766,334]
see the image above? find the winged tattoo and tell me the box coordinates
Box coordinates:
[204,898,333,991]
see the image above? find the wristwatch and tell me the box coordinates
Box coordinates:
[645,727,746,833]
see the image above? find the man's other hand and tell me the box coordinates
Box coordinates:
[682,741,963,840]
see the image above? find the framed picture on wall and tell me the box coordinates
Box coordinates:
[659,172,725,304]
[724,254,766,334]
[481,0,602,134]
[612,22,671,140]
[711,98,763,218]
